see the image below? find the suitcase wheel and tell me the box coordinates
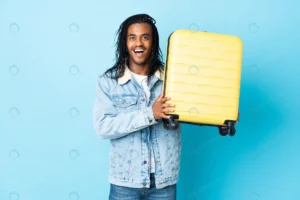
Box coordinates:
[229,127,236,136]
[219,127,228,136]
[163,115,179,130]
[219,126,236,136]
[219,121,236,136]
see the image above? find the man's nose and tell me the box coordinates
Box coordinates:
[136,37,143,46]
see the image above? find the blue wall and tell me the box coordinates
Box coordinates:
[1,0,300,199]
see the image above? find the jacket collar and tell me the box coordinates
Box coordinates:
[118,63,164,85]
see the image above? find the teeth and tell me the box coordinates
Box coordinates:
[134,50,144,53]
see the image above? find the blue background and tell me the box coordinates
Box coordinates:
[1,0,300,199]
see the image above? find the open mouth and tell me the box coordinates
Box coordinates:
[133,49,145,55]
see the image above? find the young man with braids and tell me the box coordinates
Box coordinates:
[93,14,180,199]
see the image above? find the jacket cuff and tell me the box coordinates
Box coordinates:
[144,107,158,125]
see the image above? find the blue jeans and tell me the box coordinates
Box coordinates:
[109,174,176,200]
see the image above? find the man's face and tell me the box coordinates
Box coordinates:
[126,23,153,67]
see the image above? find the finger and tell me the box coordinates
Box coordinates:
[162,108,174,113]
[161,113,170,119]
[162,103,175,108]
[161,97,171,102]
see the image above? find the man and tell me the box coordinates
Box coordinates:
[93,14,180,199]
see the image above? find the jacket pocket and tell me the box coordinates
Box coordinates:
[112,94,138,108]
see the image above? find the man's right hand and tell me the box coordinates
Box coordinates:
[152,92,175,120]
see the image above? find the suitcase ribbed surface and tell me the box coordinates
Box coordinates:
[164,30,243,125]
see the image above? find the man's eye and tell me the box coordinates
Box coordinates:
[129,36,135,40]
[143,36,149,40]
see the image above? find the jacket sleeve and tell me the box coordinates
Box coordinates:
[93,76,158,140]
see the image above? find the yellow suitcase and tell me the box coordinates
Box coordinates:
[162,29,243,136]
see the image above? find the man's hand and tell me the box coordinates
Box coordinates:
[152,92,175,120]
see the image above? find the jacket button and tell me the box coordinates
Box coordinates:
[141,98,145,101]
[144,160,147,164]
[143,139,146,143]
[149,119,153,123]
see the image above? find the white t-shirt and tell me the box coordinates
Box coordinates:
[131,72,155,173]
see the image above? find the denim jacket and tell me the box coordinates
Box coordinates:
[93,64,182,189]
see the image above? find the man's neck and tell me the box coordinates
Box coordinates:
[128,61,150,76]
